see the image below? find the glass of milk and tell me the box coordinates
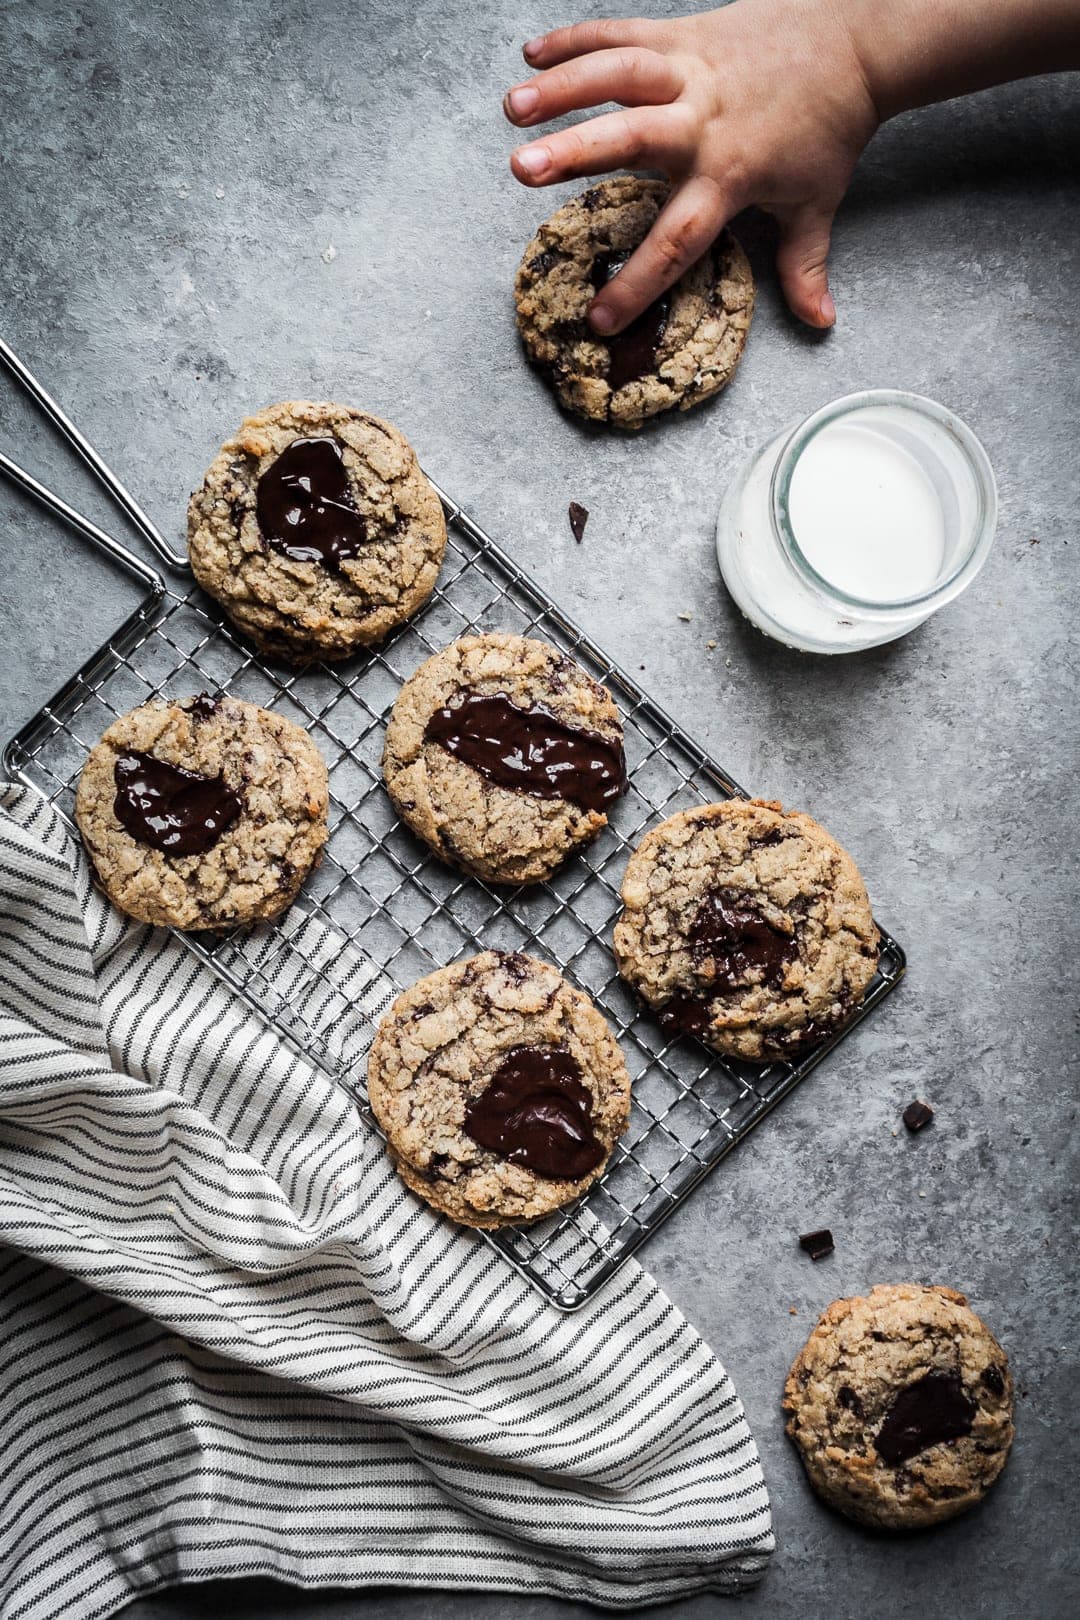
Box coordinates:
[715,390,997,653]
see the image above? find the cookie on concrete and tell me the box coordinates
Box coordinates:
[188,401,447,662]
[613,798,879,1062]
[514,175,754,429]
[75,693,328,930]
[366,950,631,1227]
[783,1283,1015,1530]
[382,632,627,884]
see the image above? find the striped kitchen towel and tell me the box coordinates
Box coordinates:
[0,784,773,1619]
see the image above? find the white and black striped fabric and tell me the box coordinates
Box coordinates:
[0,785,773,1619]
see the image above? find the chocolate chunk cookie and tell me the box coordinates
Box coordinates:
[188,401,447,662]
[784,1284,1015,1529]
[382,633,627,884]
[514,175,754,430]
[366,951,631,1227]
[613,799,879,1062]
[75,694,328,930]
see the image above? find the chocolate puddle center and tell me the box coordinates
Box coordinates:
[690,888,795,988]
[463,1045,605,1180]
[113,751,242,855]
[875,1369,976,1465]
[255,436,369,572]
[425,691,627,812]
[592,252,670,392]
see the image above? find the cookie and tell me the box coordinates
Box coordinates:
[366,951,631,1227]
[783,1284,1015,1530]
[514,175,754,430]
[382,632,627,885]
[187,401,447,662]
[613,798,879,1062]
[75,694,328,930]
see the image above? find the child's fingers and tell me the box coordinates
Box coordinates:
[587,175,732,333]
[511,104,695,187]
[504,48,684,127]
[523,16,668,70]
[775,204,837,328]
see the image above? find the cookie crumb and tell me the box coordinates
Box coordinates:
[789,1306,798,1316]
[568,501,589,544]
[678,610,692,622]
[322,244,337,263]
[903,1100,934,1132]
[214,186,225,200]
[706,639,717,649]
[798,1228,834,1261]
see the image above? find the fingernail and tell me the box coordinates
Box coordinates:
[507,84,540,119]
[523,36,545,61]
[514,144,550,178]
[589,302,616,335]
[820,291,837,326]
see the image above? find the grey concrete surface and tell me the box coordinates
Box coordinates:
[1,0,1077,1615]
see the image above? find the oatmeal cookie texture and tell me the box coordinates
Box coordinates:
[366,951,631,1228]
[514,175,754,429]
[382,632,626,885]
[75,695,328,930]
[187,400,447,662]
[783,1284,1015,1530]
[613,798,879,1061]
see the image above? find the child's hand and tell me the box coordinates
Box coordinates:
[504,3,879,334]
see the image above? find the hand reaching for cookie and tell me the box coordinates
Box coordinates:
[504,0,1080,334]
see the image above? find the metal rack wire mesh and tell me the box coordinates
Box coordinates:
[4,484,905,1310]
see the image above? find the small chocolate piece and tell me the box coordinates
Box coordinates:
[255,436,369,573]
[184,693,221,722]
[798,1228,835,1261]
[982,1364,1006,1398]
[690,888,795,988]
[903,1099,934,1133]
[592,252,670,391]
[568,501,589,543]
[875,1370,977,1465]
[838,1384,864,1417]
[463,1044,605,1181]
[425,691,626,813]
[113,751,242,855]
[655,990,714,1039]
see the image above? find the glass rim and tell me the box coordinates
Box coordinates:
[769,389,998,617]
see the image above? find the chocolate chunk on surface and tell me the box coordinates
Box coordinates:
[798,1228,835,1261]
[568,500,589,543]
[903,1099,934,1132]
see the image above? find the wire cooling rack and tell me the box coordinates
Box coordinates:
[4,485,905,1311]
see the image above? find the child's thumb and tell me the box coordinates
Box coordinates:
[776,206,837,329]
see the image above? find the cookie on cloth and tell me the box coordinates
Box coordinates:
[188,400,447,662]
[783,1283,1015,1529]
[382,632,627,885]
[75,693,328,930]
[366,951,631,1227]
[613,798,879,1062]
[514,175,754,429]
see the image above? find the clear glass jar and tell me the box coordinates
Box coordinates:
[715,390,998,653]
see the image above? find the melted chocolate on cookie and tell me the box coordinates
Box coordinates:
[655,990,714,1039]
[113,751,242,855]
[255,436,369,572]
[875,1370,977,1465]
[690,889,795,987]
[592,252,670,391]
[184,693,221,722]
[463,1044,605,1180]
[425,691,626,812]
